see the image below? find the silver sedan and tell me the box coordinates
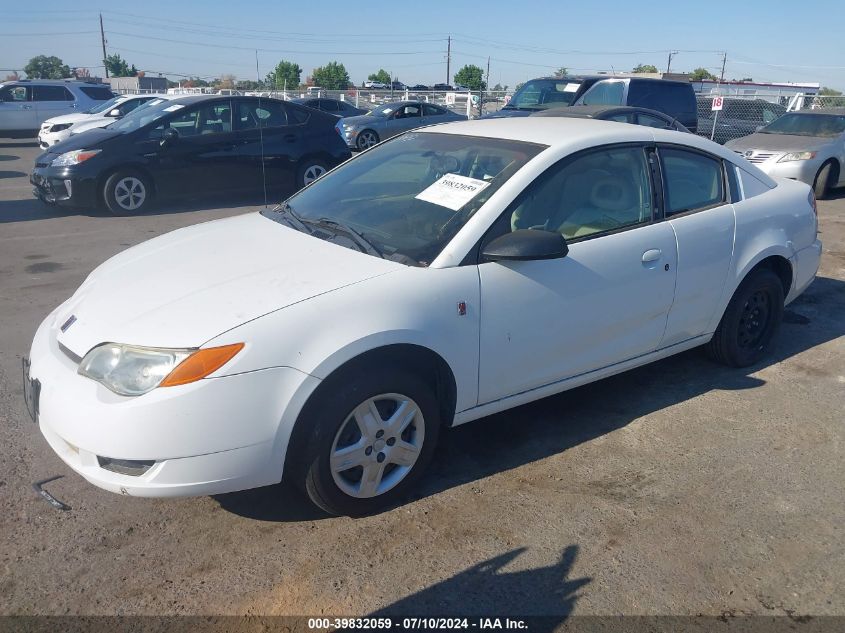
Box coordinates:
[338,100,466,151]
[726,108,845,198]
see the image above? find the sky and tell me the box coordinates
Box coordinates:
[2,0,844,90]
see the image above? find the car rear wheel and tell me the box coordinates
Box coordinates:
[707,268,784,367]
[356,129,379,151]
[813,161,835,200]
[299,368,440,516]
[297,159,328,188]
[103,170,152,216]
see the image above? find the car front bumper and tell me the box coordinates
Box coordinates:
[25,307,319,498]
[748,155,825,187]
[30,163,98,208]
[38,128,71,150]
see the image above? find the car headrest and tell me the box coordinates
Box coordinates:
[589,175,635,212]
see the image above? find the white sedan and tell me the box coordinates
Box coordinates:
[24,118,821,516]
[37,94,165,149]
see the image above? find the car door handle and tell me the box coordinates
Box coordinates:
[642,249,662,263]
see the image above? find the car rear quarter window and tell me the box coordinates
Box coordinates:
[80,86,115,100]
[659,147,725,215]
[33,85,73,101]
[284,104,310,125]
[423,104,448,116]
[319,99,339,112]
[630,82,692,116]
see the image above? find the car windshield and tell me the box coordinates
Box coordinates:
[263,132,545,266]
[106,99,184,132]
[759,113,845,137]
[505,79,582,110]
[85,96,123,115]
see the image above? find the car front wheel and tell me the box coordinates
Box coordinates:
[356,129,379,151]
[707,267,784,367]
[300,368,440,516]
[297,159,328,188]
[103,170,152,216]
[813,161,835,200]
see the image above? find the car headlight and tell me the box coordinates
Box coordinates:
[51,149,101,167]
[778,151,817,162]
[50,123,72,133]
[78,342,244,396]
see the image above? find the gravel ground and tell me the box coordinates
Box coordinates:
[0,139,843,619]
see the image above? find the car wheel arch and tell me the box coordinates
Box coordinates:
[282,343,458,483]
[98,164,157,204]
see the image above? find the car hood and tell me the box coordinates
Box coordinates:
[46,127,125,154]
[54,213,400,356]
[340,113,383,127]
[726,133,835,152]
[43,113,90,126]
[70,117,111,134]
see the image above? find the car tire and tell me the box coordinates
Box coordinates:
[298,367,441,517]
[356,129,379,151]
[103,170,153,216]
[813,161,835,200]
[296,159,329,189]
[707,267,784,368]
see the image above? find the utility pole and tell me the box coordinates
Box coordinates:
[719,51,727,83]
[99,13,109,78]
[481,55,490,115]
[446,36,451,86]
[666,50,678,74]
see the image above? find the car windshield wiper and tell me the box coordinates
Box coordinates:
[312,217,385,259]
[265,202,311,233]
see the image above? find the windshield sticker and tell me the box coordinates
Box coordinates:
[163,104,185,112]
[415,173,491,211]
[562,83,579,92]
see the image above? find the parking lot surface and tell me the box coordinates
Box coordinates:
[1,139,843,618]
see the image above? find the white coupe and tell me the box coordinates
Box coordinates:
[24,118,821,515]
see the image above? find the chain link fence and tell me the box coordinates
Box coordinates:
[695,90,845,144]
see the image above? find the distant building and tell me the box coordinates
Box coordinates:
[107,76,167,94]
[694,79,819,100]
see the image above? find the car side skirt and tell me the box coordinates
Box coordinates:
[452,334,712,426]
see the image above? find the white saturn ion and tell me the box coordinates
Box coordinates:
[24,118,821,515]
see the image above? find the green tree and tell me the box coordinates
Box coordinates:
[265,60,302,90]
[23,55,70,79]
[820,86,843,96]
[553,67,569,78]
[454,64,486,91]
[690,67,718,81]
[311,61,350,90]
[632,63,658,73]
[367,69,391,85]
[105,54,138,77]
[492,83,508,91]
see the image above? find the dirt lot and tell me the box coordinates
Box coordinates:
[0,139,843,620]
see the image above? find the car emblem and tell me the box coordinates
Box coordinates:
[745,150,754,157]
[60,315,77,333]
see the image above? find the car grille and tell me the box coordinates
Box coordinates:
[735,150,777,164]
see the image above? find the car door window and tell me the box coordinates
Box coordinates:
[154,102,232,138]
[761,106,779,125]
[394,105,421,119]
[509,145,653,241]
[118,99,146,115]
[637,113,671,129]
[319,99,339,112]
[236,100,288,130]
[32,86,73,102]
[1,86,30,102]
[605,112,633,123]
[579,81,625,106]
[659,147,724,215]
[423,104,447,117]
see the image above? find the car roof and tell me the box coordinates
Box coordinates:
[532,105,669,118]
[425,117,773,183]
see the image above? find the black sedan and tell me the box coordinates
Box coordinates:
[30,95,351,215]
[531,105,691,132]
[290,97,369,118]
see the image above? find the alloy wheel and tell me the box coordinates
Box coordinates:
[358,131,378,149]
[330,393,425,499]
[302,164,327,185]
[114,177,146,211]
[737,289,771,350]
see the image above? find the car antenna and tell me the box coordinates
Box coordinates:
[256,49,269,208]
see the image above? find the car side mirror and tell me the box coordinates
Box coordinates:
[160,127,178,147]
[108,108,121,117]
[481,229,569,263]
